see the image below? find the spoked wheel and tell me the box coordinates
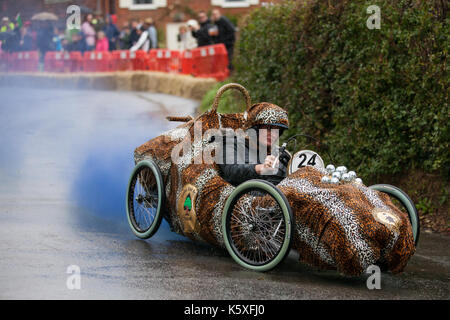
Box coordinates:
[126,160,164,239]
[222,179,293,272]
[369,184,420,246]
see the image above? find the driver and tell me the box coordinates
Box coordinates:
[218,102,291,186]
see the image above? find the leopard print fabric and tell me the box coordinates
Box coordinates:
[134,110,415,276]
[245,102,289,129]
[277,167,415,276]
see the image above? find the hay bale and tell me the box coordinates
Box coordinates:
[0,71,217,100]
[93,73,116,90]
[115,72,133,91]
[131,72,150,91]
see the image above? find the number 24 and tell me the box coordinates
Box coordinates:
[297,153,317,168]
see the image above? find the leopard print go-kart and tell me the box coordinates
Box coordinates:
[126,83,418,276]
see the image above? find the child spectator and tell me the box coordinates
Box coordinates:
[119,22,130,49]
[178,24,197,50]
[65,31,86,53]
[96,30,109,51]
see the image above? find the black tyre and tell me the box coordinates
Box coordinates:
[369,184,420,246]
[222,179,294,272]
[126,160,164,239]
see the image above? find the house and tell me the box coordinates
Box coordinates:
[0,0,280,48]
[114,0,280,48]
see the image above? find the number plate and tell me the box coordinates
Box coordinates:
[289,150,325,174]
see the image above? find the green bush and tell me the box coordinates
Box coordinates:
[227,0,448,179]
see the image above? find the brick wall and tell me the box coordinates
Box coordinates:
[0,0,100,22]
[113,0,282,29]
[0,0,280,25]
[0,0,281,46]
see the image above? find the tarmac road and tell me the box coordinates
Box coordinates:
[0,87,448,300]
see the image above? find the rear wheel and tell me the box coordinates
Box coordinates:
[126,160,164,239]
[369,184,420,246]
[222,179,294,272]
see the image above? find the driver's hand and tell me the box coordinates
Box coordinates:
[255,156,278,175]
[263,155,277,168]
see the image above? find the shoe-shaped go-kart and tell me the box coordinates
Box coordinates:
[126,83,418,276]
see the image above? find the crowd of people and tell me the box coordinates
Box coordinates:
[0,8,236,69]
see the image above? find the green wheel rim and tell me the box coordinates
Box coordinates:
[126,159,164,239]
[369,184,420,246]
[222,179,293,272]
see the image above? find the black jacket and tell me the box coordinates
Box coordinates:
[192,20,213,47]
[129,28,140,48]
[212,16,235,49]
[218,135,286,186]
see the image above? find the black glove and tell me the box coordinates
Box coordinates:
[278,149,291,167]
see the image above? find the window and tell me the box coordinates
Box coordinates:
[119,0,166,11]
[211,0,259,8]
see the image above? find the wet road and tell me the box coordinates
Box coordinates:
[0,87,448,299]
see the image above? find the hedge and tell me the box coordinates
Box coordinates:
[213,0,448,179]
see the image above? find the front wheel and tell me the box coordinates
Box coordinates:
[222,179,294,272]
[126,159,164,239]
[369,184,420,246]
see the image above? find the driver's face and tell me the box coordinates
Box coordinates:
[258,125,281,148]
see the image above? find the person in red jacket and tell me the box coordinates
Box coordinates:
[95,30,109,51]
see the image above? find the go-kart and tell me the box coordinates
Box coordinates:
[126,83,418,276]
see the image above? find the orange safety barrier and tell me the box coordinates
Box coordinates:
[0,51,9,72]
[209,44,229,81]
[180,50,194,75]
[192,44,228,81]
[1,47,230,80]
[68,51,83,72]
[191,47,213,78]
[10,51,39,72]
[112,50,133,71]
[168,50,180,73]
[83,51,112,72]
[130,50,150,71]
[150,49,180,73]
[44,51,83,72]
[44,52,67,72]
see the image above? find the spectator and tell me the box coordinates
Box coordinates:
[118,22,130,49]
[36,21,54,63]
[0,17,14,33]
[95,30,109,51]
[104,14,119,51]
[52,27,64,51]
[18,22,33,51]
[145,18,158,49]
[0,17,16,52]
[26,20,38,51]
[211,9,236,70]
[81,14,96,51]
[130,25,149,52]
[128,19,140,49]
[91,13,105,33]
[178,23,197,50]
[190,11,213,47]
[65,31,86,52]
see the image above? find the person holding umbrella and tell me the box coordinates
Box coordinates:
[31,12,58,65]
